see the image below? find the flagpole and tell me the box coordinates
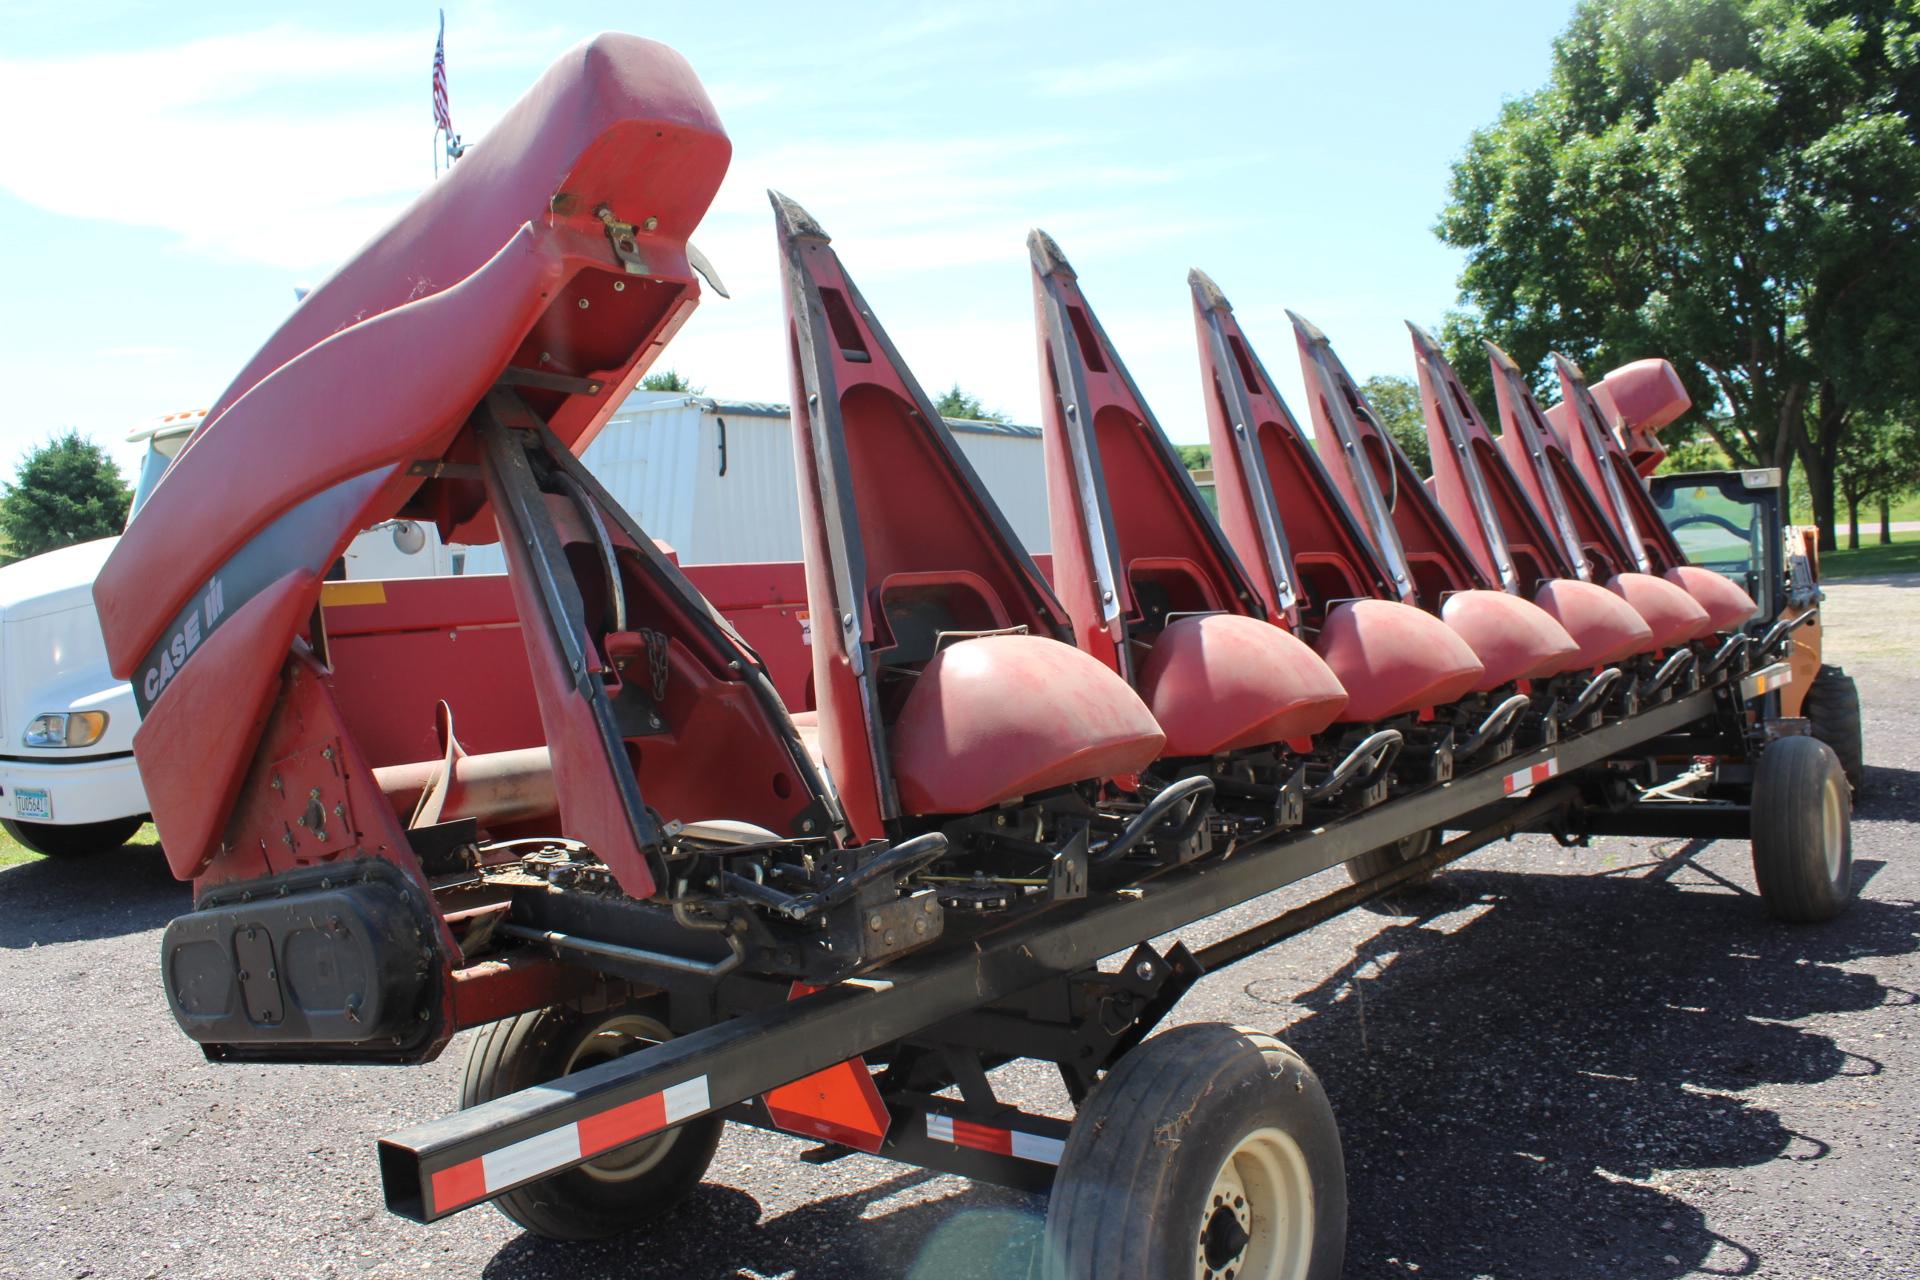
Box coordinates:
[431,9,462,176]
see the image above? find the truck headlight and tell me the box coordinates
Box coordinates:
[23,711,108,748]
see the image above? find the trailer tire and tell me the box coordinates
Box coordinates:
[1803,665,1864,795]
[1751,735,1854,923]
[1042,1023,1344,1280]
[1345,828,1438,913]
[458,1000,724,1240]
[1,816,143,858]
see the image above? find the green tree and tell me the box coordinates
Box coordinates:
[641,369,701,393]
[1653,424,1735,475]
[1174,444,1212,472]
[933,384,1009,423]
[0,432,131,563]
[1834,415,1920,548]
[1436,0,1920,550]
[1359,374,1431,475]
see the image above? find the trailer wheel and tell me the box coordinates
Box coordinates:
[1,816,143,858]
[1043,1024,1344,1280]
[1345,828,1438,913]
[459,1000,724,1240]
[1803,665,1864,795]
[1751,735,1854,923]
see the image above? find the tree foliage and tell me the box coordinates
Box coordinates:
[1834,414,1920,547]
[1437,0,1920,549]
[0,432,131,563]
[1359,374,1432,475]
[1174,444,1212,472]
[933,384,1009,423]
[641,369,701,393]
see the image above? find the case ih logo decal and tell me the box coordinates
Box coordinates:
[139,578,225,706]
[130,472,386,718]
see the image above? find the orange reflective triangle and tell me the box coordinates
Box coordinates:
[761,984,892,1153]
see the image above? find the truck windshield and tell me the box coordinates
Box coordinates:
[128,431,192,523]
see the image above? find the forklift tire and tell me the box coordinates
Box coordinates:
[1751,735,1854,923]
[1,816,143,858]
[1345,828,1439,913]
[1043,1023,1345,1280]
[459,1000,724,1240]
[1803,665,1864,796]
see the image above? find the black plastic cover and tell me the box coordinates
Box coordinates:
[162,860,437,1058]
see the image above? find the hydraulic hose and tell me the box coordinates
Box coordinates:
[1305,729,1403,803]
[1092,776,1216,866]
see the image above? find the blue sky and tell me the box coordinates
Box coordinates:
[0,0,1574,479]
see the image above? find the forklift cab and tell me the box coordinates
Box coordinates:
[1647,467,1810,627]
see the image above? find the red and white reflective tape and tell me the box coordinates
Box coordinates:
[1740,662,1793,701]
[925,1112,1065,1165]
[1503,757,1559,796]
[430,1076,710,1212]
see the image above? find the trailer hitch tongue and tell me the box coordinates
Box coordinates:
[1305,729,1404,803]
[1456,693,1532,762]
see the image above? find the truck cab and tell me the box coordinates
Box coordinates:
[0,412,454,857]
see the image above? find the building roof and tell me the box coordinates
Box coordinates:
[619,391,1040,440]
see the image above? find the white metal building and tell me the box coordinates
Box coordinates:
[464,392,1049,570]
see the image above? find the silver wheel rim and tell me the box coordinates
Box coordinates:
[1193,1125,1314,1280]
[1821,778,1845,881]
[565,1013,681,1182]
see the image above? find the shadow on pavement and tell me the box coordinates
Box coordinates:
[476,849,1917,1280]
[0,837,184,947]
[1273,859,1915,1278]
[479,1174,1043,1280]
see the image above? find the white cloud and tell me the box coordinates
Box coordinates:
[0,20,557,270]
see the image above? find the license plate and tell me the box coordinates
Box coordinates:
[13,787,50,820]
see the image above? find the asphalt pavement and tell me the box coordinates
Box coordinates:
[1,578,1914,1280]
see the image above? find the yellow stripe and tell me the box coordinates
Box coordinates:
[321,581,388,608]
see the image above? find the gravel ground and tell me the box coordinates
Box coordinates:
[2,578,1914,1280]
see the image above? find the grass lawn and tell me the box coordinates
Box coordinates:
[1817,530,1920,580]
[0,821,162,867]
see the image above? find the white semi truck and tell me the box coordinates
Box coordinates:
[0,411,454,857]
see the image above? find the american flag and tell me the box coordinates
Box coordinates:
[432,11,452,134]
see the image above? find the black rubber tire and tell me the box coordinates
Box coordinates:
[1,815,143,858]
[1803,665,1865,795]
[1345,828,1438,914]
[459,1000,724,1240]
[1043,1023,1345,1280]
[1750,735,1854,923]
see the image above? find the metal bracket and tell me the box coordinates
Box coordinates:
[595,205,652,275]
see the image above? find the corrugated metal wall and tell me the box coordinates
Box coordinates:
[688,406,809,564]
[950,429,1050,553]
[464,393,1051,569]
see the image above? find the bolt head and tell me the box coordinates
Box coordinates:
[1135,961,1155,981]
[867,913,884,932]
